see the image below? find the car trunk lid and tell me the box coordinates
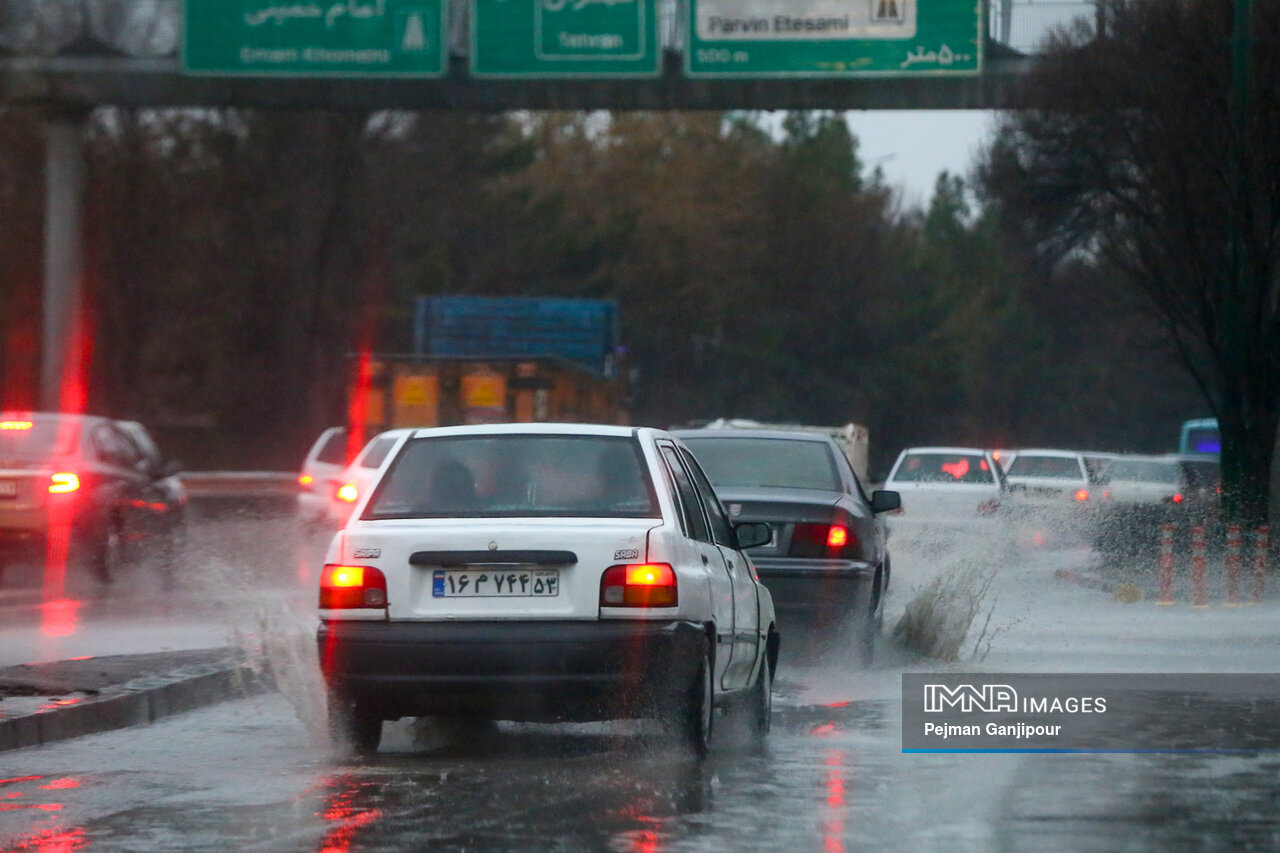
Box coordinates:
[345,517,660,620]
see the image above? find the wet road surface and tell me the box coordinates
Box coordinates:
[4,512,1280,850]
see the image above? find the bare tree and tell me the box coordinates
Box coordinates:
[979,0,1280,524]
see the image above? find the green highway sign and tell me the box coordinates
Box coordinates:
[183,0,446,76]
[471,0,660,77]
[686,0,982,77]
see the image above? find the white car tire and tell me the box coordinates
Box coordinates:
[328,689,383,757]
[669,644,714,758]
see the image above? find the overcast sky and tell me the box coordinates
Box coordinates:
[847,110,996,209]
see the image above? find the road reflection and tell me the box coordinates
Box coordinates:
[822,748,847,853]
[37,598,81,639]
[315,774,383,853]
[0,775,85,851]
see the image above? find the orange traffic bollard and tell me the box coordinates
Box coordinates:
[1157,523,1175,605]
[1253,525,1270,604]
[1191,525,1208,608]
[1225,525,1242,606]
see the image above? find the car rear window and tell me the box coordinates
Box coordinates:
[364,434,658,519]
[1104,460,1179,484]
[316,430,348,465]
[679,437,841,491]
[1180,460,1221,490]
[892,452,995,484]
[0,417,80,458]
[1006,455,1084,479]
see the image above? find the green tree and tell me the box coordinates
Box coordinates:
[979,0,1280,523]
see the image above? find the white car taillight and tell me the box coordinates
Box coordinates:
[320,564,388,609]
[600,563,677,607]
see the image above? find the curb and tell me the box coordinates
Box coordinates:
[0,650,273,752]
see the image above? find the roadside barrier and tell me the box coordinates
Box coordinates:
[1153,523,1269,606]
[1254,526,1270,604]
[1191,524,1207,607]
[1157,524,1174,605]
[1225,525,1242,606]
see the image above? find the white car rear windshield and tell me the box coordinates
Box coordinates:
[1104,460,1179,484]
[1007,455,1083,479]
[892,452,995,484]
[364,434,659,519]
[0,418,80,459]
[680,437,840,491]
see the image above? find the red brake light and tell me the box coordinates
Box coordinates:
[601,563,677,607]
[320,564,387,609]
[1,420,33,430]
[1074,489,1090,502]
[336,483,358,503]
[626,564,672,586]
[49,473,80,494]
[790,522,856,558]
[1172,493,1184,503]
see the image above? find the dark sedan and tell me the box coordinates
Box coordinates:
[0,412,186,586]
[673,427,900,665]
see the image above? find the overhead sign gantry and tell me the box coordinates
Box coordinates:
[182,0,448,76]
[685,0,981,77]
[471,0,663,77]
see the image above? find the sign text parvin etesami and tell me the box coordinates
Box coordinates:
[687,0,981,77]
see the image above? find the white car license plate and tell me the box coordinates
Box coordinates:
[432,569,559,598]
[0,480,16,498]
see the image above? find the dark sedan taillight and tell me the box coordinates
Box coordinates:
[789,521,855,559]
[48,472,81,494]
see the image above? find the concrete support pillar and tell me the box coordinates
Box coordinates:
[40,111,88,411]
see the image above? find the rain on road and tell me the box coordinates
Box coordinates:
[4,509,1280,851]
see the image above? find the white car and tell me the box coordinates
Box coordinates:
[1098,454,1184,505]
[296,426,348,529]
[1003,449,1093,507]
[317,423,779,757]
[327,431,402,527]
[883,446,1006,525]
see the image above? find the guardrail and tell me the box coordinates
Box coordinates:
[178,471,298,497]
[178,472,298,519]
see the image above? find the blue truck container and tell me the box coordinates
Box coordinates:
[413,296,620,377]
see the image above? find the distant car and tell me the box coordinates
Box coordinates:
[672,427,899,665]
[1092,454,1221,559]
[1081,452,1118,486]
[1003,449,1094,507]
[327,432,402,527]
[1098,455,1184,505]
[317,423,779,758]
[990,449,1017,474]
[297,426,348,529]
[0,412,186,585]
[882,446,1006,528]
[116,419,189,578]
[1169,454,1221,512]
